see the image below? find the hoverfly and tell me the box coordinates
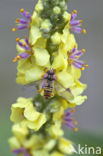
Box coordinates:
[25,68,74,101]
[40,69,57,99]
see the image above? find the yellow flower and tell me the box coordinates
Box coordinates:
[58,138,75,155]
[10,97,47,131]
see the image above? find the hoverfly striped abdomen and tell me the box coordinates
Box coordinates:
[41,69,56,99]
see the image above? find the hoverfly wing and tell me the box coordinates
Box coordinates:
[23,80,42,93]
[55,82,74,102]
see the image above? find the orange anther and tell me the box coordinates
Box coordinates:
[73,127,78,132]
[82,49,86,53]
[73,121,78,125]
[16,18,20,23]
[20,8,24,13]
[83,64,88,67]
[73,10,77,14]
[80,20,83,23]
[80,67,85,71]
[12,28,16,32]
[70,108,75,113]
[75,56,79,59]
[16,38,20,42]
[22,43,26,47]
[82,29,87,34]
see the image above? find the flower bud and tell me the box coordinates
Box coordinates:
[53,6,61,15]
[51,32,61,45]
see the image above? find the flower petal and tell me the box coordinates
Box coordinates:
[52,53,67,71]
[34,48,50,67]
[58,138,75,155]
[71,81,87,96]
[29,26,42,45]
[68,65,81,80]
[69,95,87,105]
[24,114,47,131]
[57,71,75,88]
[25,66,43,83]
[8,137,21,149]
[24,104,40,121]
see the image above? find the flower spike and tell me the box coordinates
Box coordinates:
[12,8,31,32]
[68,47,88,70]
[70,10,86,34]
[9,0,87,155]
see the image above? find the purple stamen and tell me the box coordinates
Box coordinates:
[19,53,31,59]
[71,26,82,33]
[25,38,29,45]
[13,148,26,154]
[12,147,30,156]
[21,11,31,19]
[70,20,81,26]
[70,51,82,59]
[13,9,31,31]
[71,12,77,21]
[68,47,86,69]
[18,18,29,24]
[70,10,85,34]
[71,47,77,53]
[66,122,74,129]
[73,61,83,68]
[17,25,28,30]
[63,117,73,122]
[63,109,78,130]
[64,109,74,117]
[18,41,25,48]
[17,39,30,51]
[74,50,83,56]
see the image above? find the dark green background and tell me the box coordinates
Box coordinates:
[0,0,103,155]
